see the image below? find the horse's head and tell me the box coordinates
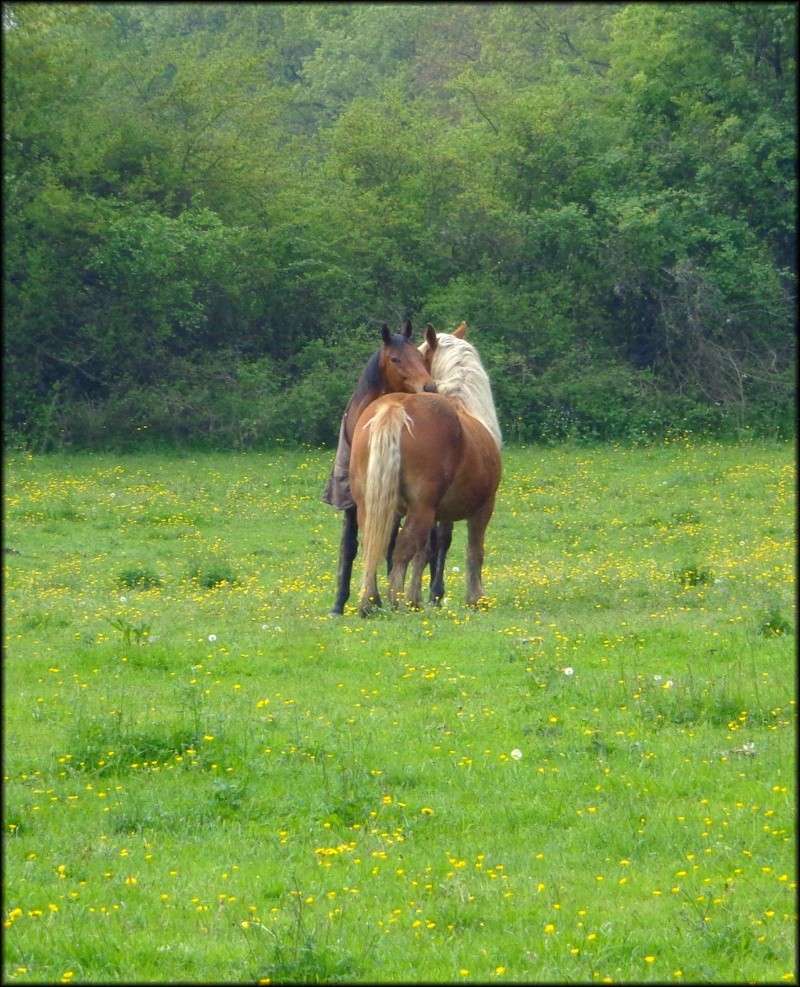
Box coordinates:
[379,320,438,394]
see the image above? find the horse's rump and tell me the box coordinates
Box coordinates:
[352,391,500,528]
[353,390,455,469]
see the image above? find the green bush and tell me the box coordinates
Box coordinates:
[117,567,162,590]
[676,564,715,589]
[188,559,239,589]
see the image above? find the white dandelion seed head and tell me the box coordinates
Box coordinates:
[119,595,127,603]
[208,634,217,642]
[653,674,663,683]
[452,566,460,573]
[563,666,574,676]
[510,748,523,760]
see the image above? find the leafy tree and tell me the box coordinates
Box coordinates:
[3,2,795,448]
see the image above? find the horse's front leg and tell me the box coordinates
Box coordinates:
[331,506,358,615]
[429,521,453,605]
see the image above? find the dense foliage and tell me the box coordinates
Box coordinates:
[4,3,796,449]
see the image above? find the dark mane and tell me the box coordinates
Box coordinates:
[354,349,382,400]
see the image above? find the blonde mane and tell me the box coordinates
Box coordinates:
[419,331,503,448]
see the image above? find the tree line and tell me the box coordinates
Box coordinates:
[4,2,796,450]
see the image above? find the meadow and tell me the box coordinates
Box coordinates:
[3,438,796,984]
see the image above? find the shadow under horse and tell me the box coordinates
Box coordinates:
[323,320,453,615]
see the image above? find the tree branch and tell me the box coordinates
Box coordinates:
[459,84,499,135]
[37,348,105,385]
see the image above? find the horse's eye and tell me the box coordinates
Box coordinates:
[390,356,401,364]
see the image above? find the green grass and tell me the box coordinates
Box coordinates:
[3,439,795,984]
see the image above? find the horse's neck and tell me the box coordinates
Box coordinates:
[342,352,386,442]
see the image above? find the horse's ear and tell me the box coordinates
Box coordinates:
[401,319,413,339]
[425,323,438,351]
[381,324,391,346]
[453,321,468,339]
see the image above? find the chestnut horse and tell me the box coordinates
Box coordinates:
[324,320,439,614]
[351,330,502,616]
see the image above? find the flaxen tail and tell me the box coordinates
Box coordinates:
[361,403,412,586]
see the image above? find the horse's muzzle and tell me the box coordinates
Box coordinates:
[423,382,438,393]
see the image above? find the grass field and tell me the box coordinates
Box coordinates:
[3,438,796,984]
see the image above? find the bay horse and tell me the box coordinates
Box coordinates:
[324,320,440,614]
[350,330,502,616]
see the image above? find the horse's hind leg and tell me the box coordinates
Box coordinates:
[465,499,495,606]
[386,514,401,575]
[407,545,429,609]
[389,507,435,608]
[358,564,382,617]
[356,504,383,617]
[429,521,453,605]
